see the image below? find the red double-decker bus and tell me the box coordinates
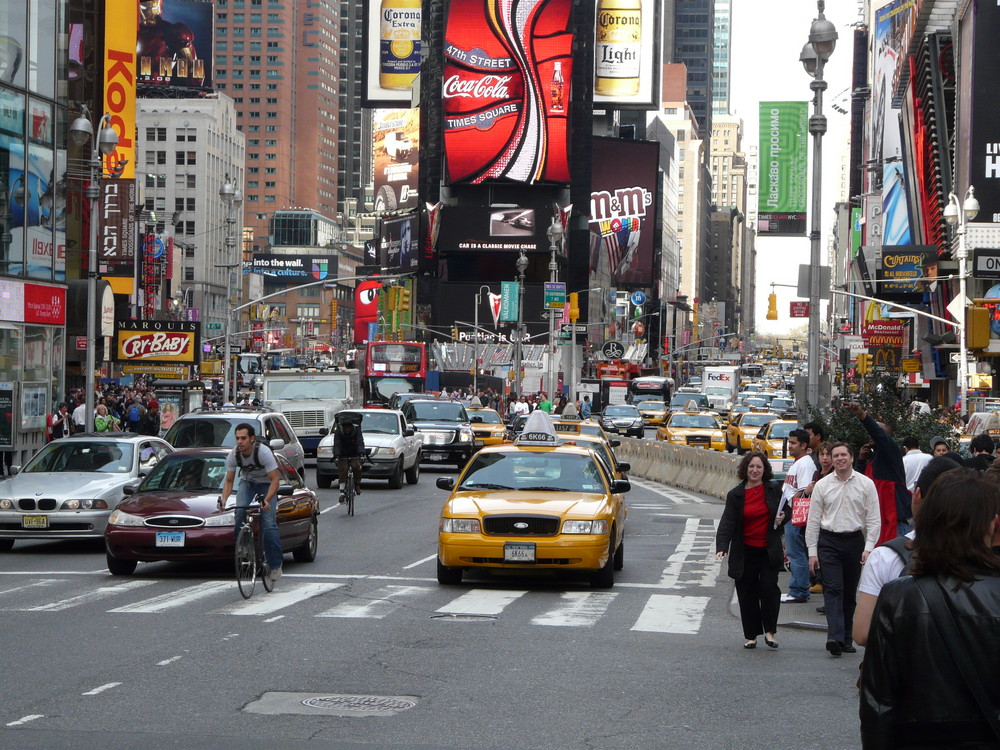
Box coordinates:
[363,341,428,406]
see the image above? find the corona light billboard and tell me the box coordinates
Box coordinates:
[114,320,200,365]
[442,0,573,184]
[593,0,661,109]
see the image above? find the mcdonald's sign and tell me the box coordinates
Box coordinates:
[870,346,901,373]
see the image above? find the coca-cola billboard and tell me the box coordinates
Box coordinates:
[442,0,572,184]
[113,319,201,365]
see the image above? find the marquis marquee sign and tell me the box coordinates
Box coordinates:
[113,319,200,365]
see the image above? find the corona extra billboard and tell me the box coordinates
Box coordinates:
[114,319,200,365]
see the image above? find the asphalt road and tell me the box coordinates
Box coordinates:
[0,460,863,750]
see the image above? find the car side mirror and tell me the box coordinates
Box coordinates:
[611,479,631,494]
[404,427,415,437]
[8,465,18,476]
[617,462,631,473]
[277,485,294,496]
[123,483,138,495]
[436,477,455,491]
[610,439,621,448]
[269,438,286,451]
[318,427,329,436]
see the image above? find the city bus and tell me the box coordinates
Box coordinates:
[627,375,674,405]
[363,340,428,406]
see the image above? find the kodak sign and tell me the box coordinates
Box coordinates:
[103,0,136,179]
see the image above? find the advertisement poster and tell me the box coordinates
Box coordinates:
[757,102,808,236]
[436,205,551,254]
[876,244,934,302]
[20,382,47,432]
[243,254,336,279]
[968,0,1000,222]
[137,0,214,92]
[378,214,419,272]
[593,0,660,109]
[373,108,420,212]
[363,0,422,106]
[114,319,201,365]
[105,0,136,179]
[589,136,658,285]
[97,178,137,277]
[442,0,573,184]
[354,280,382,344]
[0,382,13,450]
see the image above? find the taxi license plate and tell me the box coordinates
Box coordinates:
[504,542,535,562]
[155,531,185,548]
[21,515,48,529]
[473,439,484,447]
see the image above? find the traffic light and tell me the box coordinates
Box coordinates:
[386,286,399,311]
[856,352,870,376]
[766,292,778,321]
[451,326,459,341]
[397,286,411,312]
[568,292,579,323]
[967,306,990,350]
[329,298,338,323]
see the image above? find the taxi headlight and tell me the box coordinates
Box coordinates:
[669,436,685,443]
[61,499,108,510]
[440,517,481,533]
[316,445,334,457]
[205,510,236,527]
[107,509,145,527]
[0,498,12,510]
[562,519,609,534]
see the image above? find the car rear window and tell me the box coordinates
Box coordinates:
[140,455,229,491]
[165,418,246,448]
[407,402,467,422]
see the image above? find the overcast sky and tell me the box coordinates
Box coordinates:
[729,0,859,336]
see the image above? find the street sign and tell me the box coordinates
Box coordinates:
[630,291,646,306]
[540,311,560,319]
[633,322,645,336]
[602,341,625,359]
[561,324,587,333]
[949,352,977,364]
[901,358,921,372]
[544,282,566,310]
[207,322,222,330]
[789,301,810,318]
[230,345,244,354]
[973,248,1000,279]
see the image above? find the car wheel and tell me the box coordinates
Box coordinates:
[405,456,420,484]
[293,517,318,563]
[388,459,405,489]
[106,552,137,576]
[436,556,462,585]
[613,537,624,571]
[0,538,13,552]
[590,537,615,588]
[316,472,333,489]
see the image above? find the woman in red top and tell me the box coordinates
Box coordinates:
[716,451,789,649]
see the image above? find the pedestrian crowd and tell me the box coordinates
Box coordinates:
[714,401,1000,748]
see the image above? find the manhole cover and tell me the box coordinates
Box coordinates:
[429,613,498,622]
[244,692,418,717]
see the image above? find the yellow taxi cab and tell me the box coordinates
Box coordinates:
[467,407,508,447]
[557,432,630,480]
[750,419,800,459]
[549,415,615,445]
[655,408,726,451]
[435,412,629,588]
[725,411,779,454]
[634,400,668,426]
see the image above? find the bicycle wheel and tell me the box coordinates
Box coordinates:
[235,524,256,599]
[346,473,355,517]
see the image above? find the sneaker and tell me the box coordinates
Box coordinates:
[809,583,824,593]
[270,566,282,583]
[780,594,808,603]
[338,492,346,504]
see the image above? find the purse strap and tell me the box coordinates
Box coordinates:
[915,576,1000,740]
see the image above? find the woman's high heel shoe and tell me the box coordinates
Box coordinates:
[764,636,778,649]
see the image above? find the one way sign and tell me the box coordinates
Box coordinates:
[561,324,587,333]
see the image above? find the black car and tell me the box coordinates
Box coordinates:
[400,400,475,469]
[599,405,645,438]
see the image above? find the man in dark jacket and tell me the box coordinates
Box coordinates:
[137,400,161,436]
[846,402,910,543]
[333,412,366,503]
[966,433,996,472]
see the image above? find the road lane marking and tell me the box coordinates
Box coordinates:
[82,682,121,696]
[435,588,527,616]
[9,580,155,612]
[264,615,284,622]
[108,581,232,613]
[0,579,62,597]
[156,656,183,666]
[631,594,709,634]
[402,554,436,570]
[214,582,344,616]
[317,584,426,619]
[629,478,713,504]
[657,518,720,589]
[6,714,44,726]
[531,591,617,627]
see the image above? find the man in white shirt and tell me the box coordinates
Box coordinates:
[900,436,931,492]
[71,400,87,432]
[780,428,817,604]
[806,441,881,657]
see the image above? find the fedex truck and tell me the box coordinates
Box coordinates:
[702,366,740,415]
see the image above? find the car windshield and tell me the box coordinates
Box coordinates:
[636,401,664,410]
[471,410,503,424]
[742,414,778,428]
[22,441,134,473]
[140,455,228,492]
[669,415,718,429]
[165,418,246,448]
[704,386,730,396]
[357,411,400,434]
[772,399,793,409]
[265,378,348,400]
[407,402,467,422]
[459,451,607,493]
[670,394,707,408]
[768,423,796,439]
[604,406,639,417]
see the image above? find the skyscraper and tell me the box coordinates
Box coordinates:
[712,0,731,115]
[672,0,715,134]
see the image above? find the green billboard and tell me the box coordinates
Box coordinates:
[758,101,808,236]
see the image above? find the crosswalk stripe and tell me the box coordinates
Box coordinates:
[317,584,425,619]
[0,579,62,597]
[657,518,720,589]
[108,581,234,613]
[435,588,527,616]
[531,591,617,627]
[10,580,156,612]
[629,479,711,504]
[631,593,709,634]
[214,582,344,616]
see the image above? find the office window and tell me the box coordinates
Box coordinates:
[296,305,320,318]
[176,128,197,142]
[175,151,196,165]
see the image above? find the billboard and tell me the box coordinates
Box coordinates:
[876,244,935,302]
[757,102,807,236]
[378,214,419,273]
[363,0,422,107]
[104,0,136,179]
[243,254,337,279]
[436,205,553,255]
[114,319,201,365]
[589,136,658,285]
[593,0,661,110]
[442,0,573,184]
[373,108,419,212]
[98,178,137,277]
[137,0,214,92]
[967,0,1000,223]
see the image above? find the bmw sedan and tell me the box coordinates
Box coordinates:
[0,434,173,550]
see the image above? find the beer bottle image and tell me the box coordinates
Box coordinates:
[380,0,422,90]
[595,0,641,96]
[550,61,565,113]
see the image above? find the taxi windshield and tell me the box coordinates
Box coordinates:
[742,414,777,428]
[459,451,607,493]
[669,414,718,429]
[471,410,503,424]
[768,422,796,439]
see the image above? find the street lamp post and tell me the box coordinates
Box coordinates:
[220,175,242,404]
[545,217,563,400]
[70,106,120,433]
[513,251,528,400]
[473,285,491,396]
[800,0,837,410]
[944,185,980,417]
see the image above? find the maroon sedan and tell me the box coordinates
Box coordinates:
[104,448,319,575]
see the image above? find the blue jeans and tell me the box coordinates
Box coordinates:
[235,480,283,571]
[784,524,810,600]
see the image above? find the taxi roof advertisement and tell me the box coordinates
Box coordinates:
[114,319,201,365]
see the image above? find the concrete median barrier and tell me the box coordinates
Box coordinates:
[614,437,739,500]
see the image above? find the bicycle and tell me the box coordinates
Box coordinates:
[338,455,371,517]
[234,496,274,599]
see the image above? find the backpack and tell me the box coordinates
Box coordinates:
[235,443,262,474]
[128,404,141,424]
[881,535,912,576]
